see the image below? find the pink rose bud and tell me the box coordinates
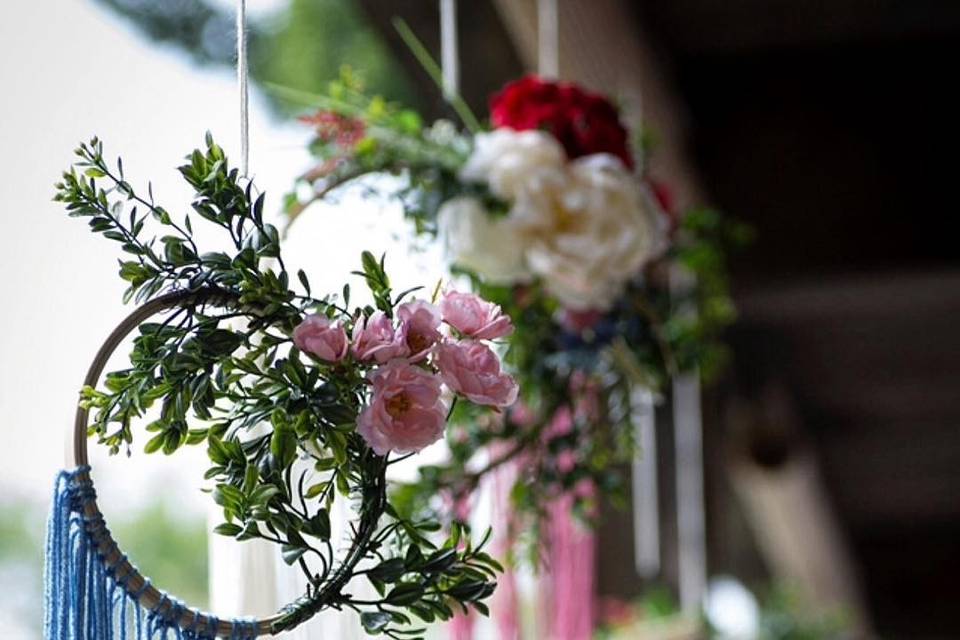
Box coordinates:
[398,300,442,362]
[293,314,348,362]
[351,311,408,363]
[434,340,519,408]
[357,360,447,455]
[440,290,514,340]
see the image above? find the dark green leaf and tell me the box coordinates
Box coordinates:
[360,611,391,632]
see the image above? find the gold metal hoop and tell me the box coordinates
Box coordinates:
[71,287,286,637]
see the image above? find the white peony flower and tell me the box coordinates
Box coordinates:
[438,196,530,284]
[526,154,666,310]
[460,129,566,204]
[447,131,667,310]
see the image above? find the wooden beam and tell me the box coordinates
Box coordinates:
[727,386,873,635]
[641,0,960,54]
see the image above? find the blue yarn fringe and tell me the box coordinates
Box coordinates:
[44,467,259,640]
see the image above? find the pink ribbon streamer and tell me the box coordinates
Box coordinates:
[492,455,522,640]
[543,490,596,640]
[449,493,476,640]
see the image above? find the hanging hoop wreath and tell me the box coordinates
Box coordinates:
[278,50,749,548]
[47,135,511,639]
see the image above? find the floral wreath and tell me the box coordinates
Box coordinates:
[55,135,515,636]
[284,69,747,547]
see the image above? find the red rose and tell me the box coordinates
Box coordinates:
[490,75,634,169]
[649,178,682,231]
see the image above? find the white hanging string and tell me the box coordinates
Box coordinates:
[210,0,277,627]
[537,0,559,78]
[439,0,459,98]
[236,0,250,176]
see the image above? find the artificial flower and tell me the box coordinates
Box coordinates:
[490,75,634,168]
[357,360,447,455]
[293,314,349,362]
[450,130,666,310]
[440,290,514,340]
[437,196,530,283]
[524,154,665,310]
[397,300,442,362]
[435,340,519,408]
[351,311,407,363]
[299,110,365,149]
[460,128,566,203]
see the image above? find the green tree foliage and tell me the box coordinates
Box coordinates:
[91,0,417,113]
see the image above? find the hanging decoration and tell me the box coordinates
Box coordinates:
[278,23,747,573]
[43,0,527,635]
[46,134,512,638]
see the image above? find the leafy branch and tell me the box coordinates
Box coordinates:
[56,136,499,638]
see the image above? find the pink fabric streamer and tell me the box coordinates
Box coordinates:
[449,494,475,640]
[492,456,522,640]
[543,490,596,640]
[449,607,475,640]
[454,394,598,639]
[542,398,597,640]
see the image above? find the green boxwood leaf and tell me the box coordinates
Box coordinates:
[281,544,306,566]
[213,523,242,537]
[302,509,331,540]
[271,426,297,470]
[385,582,425,606]
[368,557,405,583]
[360,611,392,632]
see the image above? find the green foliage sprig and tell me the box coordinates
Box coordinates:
[55,136,500,637]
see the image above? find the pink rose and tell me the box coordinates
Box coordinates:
[351,311,408,363]
[439,291,514,340]
[434,340,519,408]
[357,360,447,455]
[543,406,574,441]
[574,477,596,499]
[293,314,348,362]
[398,300,442,362]
[556,449,578,473]
[509,399,538,429]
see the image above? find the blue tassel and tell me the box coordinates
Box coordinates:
[44,467,260,640]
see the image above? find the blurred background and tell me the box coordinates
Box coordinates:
[1,1,958,638]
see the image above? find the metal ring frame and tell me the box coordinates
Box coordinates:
[71,287,285,637]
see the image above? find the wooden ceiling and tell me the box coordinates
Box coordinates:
[636,0,960,52]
